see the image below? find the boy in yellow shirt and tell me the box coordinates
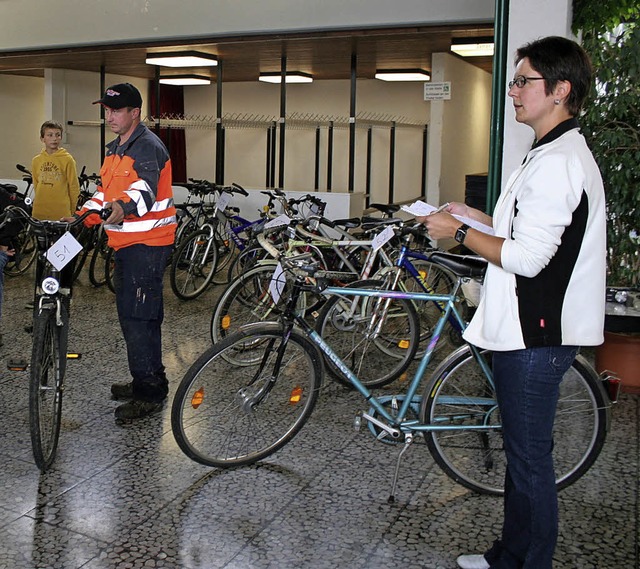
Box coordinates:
[31,121,80,220]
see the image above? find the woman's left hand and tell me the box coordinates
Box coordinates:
[417,212,461,240]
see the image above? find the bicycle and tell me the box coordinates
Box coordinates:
[172,252,618,499]
[0,205,108,472]
[170,182,252,300]
[3,164,38,277]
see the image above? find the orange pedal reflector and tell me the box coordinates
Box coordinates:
[221,315,231,330]
[289,385,303,404]
[66,353,81,359]
[398,339,410,349]
[191,387,205,409]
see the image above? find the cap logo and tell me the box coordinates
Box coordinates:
[106,89,121,97]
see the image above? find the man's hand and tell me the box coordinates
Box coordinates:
[105,201,125,225]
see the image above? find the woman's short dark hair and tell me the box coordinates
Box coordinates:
[516,36,592,116]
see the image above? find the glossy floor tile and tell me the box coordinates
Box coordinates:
[0,265,636,569]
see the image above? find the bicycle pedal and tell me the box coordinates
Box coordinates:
[66,353,82,360]
[353,412,362,431]
[7,358,28,371]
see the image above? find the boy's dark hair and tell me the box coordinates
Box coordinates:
[515,36,592,116]
[40,120,64,138]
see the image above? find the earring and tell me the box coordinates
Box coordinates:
[554,99,561,105]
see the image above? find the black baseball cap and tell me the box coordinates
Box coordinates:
[93,83,142,109]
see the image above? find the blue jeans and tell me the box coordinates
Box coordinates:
[113,244,172,403]
[485,345,578,569]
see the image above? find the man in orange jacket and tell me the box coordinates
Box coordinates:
[77,83,176,423]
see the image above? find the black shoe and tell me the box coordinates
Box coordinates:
[114,399,164,423]
[111,382,134,401]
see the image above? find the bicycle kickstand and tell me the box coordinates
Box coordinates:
[387,433,414,504]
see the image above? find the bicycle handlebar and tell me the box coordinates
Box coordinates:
[0,205,109,236]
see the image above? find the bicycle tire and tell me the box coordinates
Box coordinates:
[421,346,610,495]
[29,304,68,472]
[171,322,323,467]
[88,232,110,287]
[105,247,116,294]
[5,224,37,277]
[170,228,219,300]
[209,261,288,344]
[315,279,420,388]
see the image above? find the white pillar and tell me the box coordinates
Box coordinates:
[501,0,574,184]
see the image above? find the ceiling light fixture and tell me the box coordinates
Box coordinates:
[146,51,218,67]
[159,74,211,86]
[258,71,313,84]
[450,38,495,57]
[374,69,431,82]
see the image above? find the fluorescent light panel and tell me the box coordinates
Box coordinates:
[259,72,313,84]
[146,51,218,67]
[159,75,211,86]
[375,69,430,82]
[451,38,495,57]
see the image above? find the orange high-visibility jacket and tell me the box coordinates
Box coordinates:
[79,123,176,250]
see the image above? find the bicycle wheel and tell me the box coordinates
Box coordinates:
[5,224,37,276]
[29,304,69,472]
[88,232,110,287]
[421,346,610,495]
[210,261,288,344]
[170,228,219,300]
[226,243,271,281]
[315,279,420,388]
[171,322,323,467]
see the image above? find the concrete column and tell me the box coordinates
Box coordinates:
[44,68,67,141]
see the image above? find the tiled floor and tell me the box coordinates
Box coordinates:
[0,264,637,569]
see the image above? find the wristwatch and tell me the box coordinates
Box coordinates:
[454,223,470,244]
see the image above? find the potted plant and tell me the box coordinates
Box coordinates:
[573,0,640,391]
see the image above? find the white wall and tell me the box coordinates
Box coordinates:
[184,79,430,203]
[0,0,494,50]
[500,0,573,186]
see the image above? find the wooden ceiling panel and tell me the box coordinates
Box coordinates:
[0,24,494,82]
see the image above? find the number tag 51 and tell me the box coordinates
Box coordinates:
[46,231,83,271]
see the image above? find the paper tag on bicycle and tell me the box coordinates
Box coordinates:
[46,231,83,271]
[269,262,285,304]
[265,214,291,229]
[372,226,395,251]
[215,191,231,213]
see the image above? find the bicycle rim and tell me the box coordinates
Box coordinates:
[422,347,609,495]
[172,323,323,467]
[29,305,67,472]
[315,280,419,388]
[171,229,218,300]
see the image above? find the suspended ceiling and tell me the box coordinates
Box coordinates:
[0,24,494,82]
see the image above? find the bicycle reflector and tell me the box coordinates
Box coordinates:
[397,339,410,349]
[7,358,28,371]
[191,387,205,409]
[289,385,303,404]
[221,315,231,330]
[600,370,621,403]
[66,353,82,359]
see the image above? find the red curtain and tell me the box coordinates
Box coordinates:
[148,82,187,183]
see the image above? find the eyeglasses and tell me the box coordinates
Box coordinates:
[508,75,547,89]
